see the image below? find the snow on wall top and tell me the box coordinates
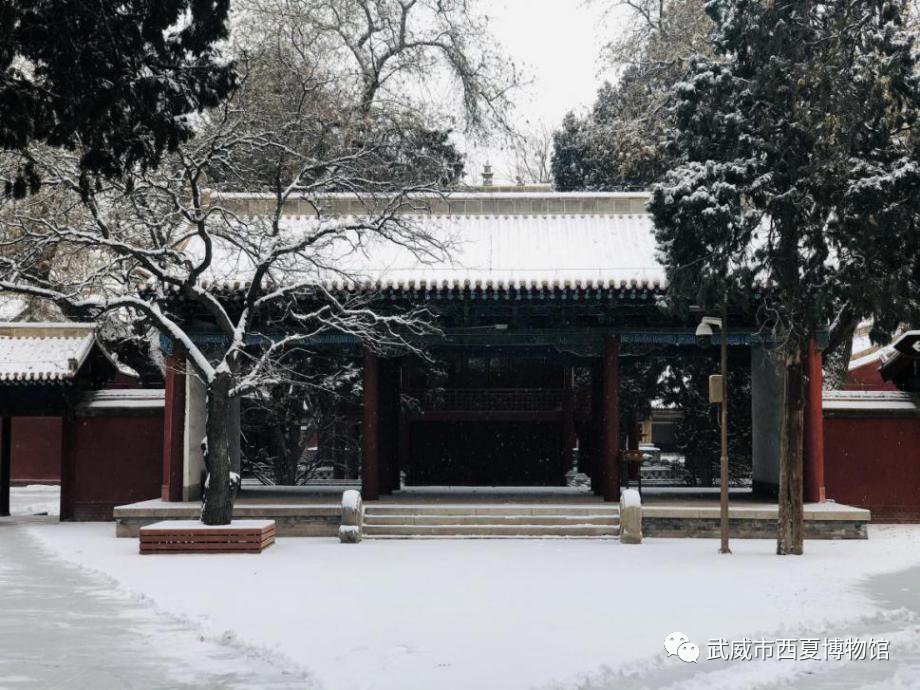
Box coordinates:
[0,322,96,383]
[847,320,900,372]
[189,196,664,292]
[212,190,651,216]
[849,346,891,371]
[824,389,920,413]
[77,389,165,412]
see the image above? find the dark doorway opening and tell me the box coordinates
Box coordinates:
[408,420,563,486]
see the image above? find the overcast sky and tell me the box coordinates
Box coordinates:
[465,0,621,183]
[490,1,615,126]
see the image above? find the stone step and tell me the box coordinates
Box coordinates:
[362,502,620,538]
[363,524,619,538]
[364,504,619,517]
[364,514,619,527]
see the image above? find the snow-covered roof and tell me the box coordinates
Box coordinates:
[284,212,662,291]
[0,323,98,383]
[848,320,891,371]
[849,347,889,371]
[189,192,664,294]
[850,330,874,359]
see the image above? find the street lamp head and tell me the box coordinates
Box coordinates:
[695,320,714,349]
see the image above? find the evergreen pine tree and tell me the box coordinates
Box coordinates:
[1,0,236,192]
[650,0,920,554]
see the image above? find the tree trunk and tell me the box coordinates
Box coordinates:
[269,423,298,485]
[777,341,806,555]
[201,369,235,525]
[823,324,856,390]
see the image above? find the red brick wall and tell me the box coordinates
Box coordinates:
[845,361,896,391]
[10,417,62,485]
[63,413,163,521]
[824,415,920,522]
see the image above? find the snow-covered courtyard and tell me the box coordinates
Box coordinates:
[4,492,920,690]
[8,484,59,518]
[0,518,309,689]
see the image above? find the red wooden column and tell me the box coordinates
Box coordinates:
[362,347,381,501]
[601,335,621,501]
[161,352,186,501]
[561,365,575,482]
[805,337,826,502]
[397,362,411,490]
[392,360,404,492]
[376,360,391,495]
[0,416,11,517]
[377,359,400,495]
[589,363,603,495]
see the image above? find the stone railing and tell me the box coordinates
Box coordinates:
[619,488,642,544]
[338,489,363,543]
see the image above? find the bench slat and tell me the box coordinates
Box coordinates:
[138,520,276,554]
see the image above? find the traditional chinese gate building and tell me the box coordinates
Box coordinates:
[156,191,828,505]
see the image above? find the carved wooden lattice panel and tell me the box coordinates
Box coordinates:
[407,388,563,411]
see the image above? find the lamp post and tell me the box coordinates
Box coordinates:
[695,309,731,554]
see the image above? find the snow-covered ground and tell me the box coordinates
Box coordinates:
[0,519,312,689]
[9,484,59,517]
[21,516,920,690]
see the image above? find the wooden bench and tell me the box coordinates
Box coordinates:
[139,519,276,554]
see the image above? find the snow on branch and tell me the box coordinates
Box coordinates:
[0,96,450,394]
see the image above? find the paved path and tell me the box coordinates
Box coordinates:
[0,519,315,690]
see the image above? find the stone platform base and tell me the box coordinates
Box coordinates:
[117,495,872,541]
[115,500,339,537]
[642,502,870,539]
[139,520,276,554]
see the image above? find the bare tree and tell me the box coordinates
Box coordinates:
[0,93,449,524]
[508,123,554,185]
[553,0,713,191]
[1,0,526,524]
[236,0,521,135]
[590,0,714,80]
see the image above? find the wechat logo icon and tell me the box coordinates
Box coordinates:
[664,632,700,663]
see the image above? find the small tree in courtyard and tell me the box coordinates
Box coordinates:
[0,133,444,524]
[650,0,920,554]
[1,0,520,526]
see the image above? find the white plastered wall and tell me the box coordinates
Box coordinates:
[183,370,207,500]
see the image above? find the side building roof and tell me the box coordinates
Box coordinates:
[0,322,110,384]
